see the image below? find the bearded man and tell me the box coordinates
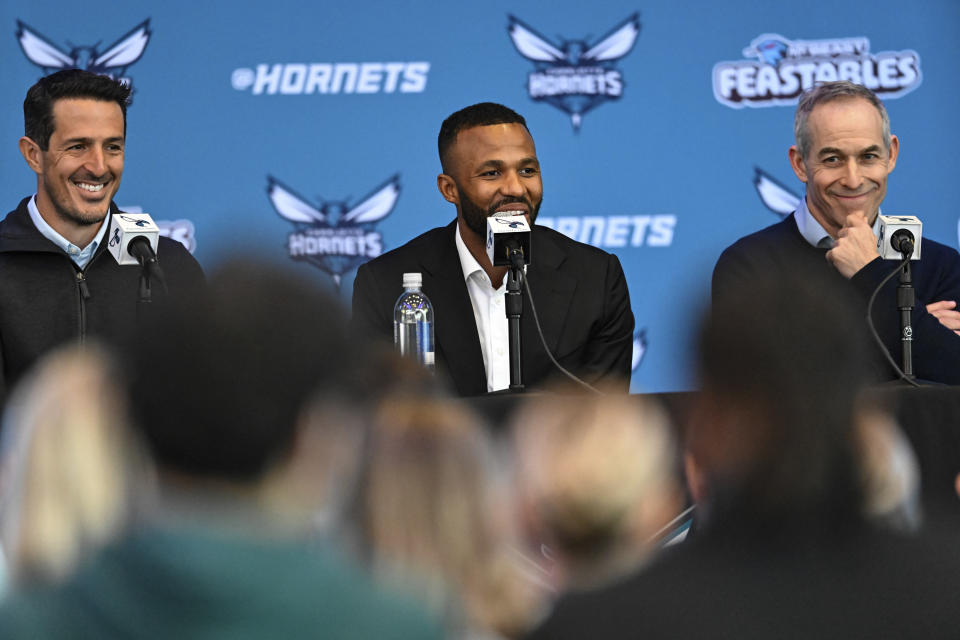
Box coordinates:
[352,103,634,395]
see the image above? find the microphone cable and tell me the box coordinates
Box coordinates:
[518,269,603,394]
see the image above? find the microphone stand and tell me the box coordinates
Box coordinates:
[129,238,167,307]
[506,248,525,392]
[897,253,915,380]
[138,269,152,304]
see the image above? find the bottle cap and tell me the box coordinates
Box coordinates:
[402,272,422,288]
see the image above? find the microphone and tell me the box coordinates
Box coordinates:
[486,213,531,268]
[877,215,922,260]
[107,212,160,266]
[107,212,167,300]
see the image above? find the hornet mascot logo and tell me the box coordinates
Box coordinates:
[268,175,400,286]
[753,167,799,218]
[494,217,526,228]
[631,327,648,372]
[16,20,151,90]
[507,13,640,131]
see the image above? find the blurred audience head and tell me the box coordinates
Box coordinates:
[128,258,355,519]
[853,406,921,532]
[512,388,682,590]
[692,273,871,528]
[0,345,145,586]
[348,392,538,638]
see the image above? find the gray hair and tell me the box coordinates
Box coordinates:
[794,81,891,160]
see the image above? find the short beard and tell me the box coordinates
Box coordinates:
[457,187,541,238]
[44,181,109,228]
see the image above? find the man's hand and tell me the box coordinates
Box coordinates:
[926,300,960,336]
[826,214,880,279]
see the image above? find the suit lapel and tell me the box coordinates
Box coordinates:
[522,228,575,359]
[420,221,487,395]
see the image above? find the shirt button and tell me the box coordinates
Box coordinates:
[496,347,505,356]
[68,247,79,255]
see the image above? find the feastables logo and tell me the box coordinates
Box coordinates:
[713,34,921,108]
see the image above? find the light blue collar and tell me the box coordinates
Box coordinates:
[793,193,880,249]
[27,194,110,269]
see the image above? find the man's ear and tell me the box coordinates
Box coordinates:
[437,173,459,205]
[19,137,43,175]
[886,134,899,174]
[788,145,810,183]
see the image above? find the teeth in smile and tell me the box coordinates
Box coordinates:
[76,182,104,192]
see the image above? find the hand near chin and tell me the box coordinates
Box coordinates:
[826,214,880,279]
[926,300,960,336]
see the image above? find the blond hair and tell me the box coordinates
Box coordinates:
[352,396,538,637]
[512,392,679,586]
[0,345,147,584]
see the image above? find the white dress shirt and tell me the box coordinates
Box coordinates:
[455,221,510,392]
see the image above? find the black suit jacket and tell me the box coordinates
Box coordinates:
[352,220,634,396]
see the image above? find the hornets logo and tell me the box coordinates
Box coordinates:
[753,168,799,218]
[268,175,400,286]
[507,14,641,131]
[631,328,648,372]
[17,20,151,92]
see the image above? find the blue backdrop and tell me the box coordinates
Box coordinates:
[3,0,958,392]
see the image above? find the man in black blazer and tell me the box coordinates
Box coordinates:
[352,103,633,396]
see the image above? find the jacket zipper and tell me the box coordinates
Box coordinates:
[76,270,90,343]
[75,241,107,344]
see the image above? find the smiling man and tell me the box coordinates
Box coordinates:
[713,81,960,384]
[0,70,204,405]
[352,103,634,395]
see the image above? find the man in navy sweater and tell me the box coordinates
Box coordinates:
[713,81,960,384]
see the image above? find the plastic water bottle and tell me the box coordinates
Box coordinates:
[393,272,435,371]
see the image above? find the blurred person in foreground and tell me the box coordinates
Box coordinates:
[346,393,541,639]
[853,407,921,532]
[681,403,923,540]
[0,259,441,640]
[526,273,960,640]
[511,390,682,594]
[0,345,146,591]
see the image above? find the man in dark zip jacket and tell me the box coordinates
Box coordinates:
[0,70,204,406]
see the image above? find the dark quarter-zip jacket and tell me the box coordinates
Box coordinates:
[0,196,205,405]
